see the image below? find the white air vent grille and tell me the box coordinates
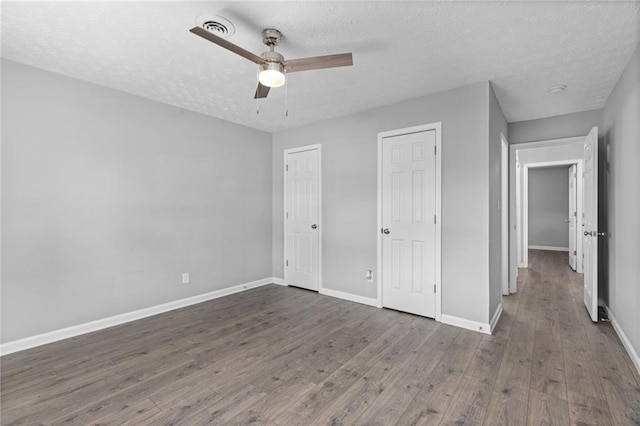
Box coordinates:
[196,15,235,38]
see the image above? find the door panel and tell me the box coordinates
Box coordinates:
[582,127,598,322]
[285,148,320,291]
[381,130,436,318]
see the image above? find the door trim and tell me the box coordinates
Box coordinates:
[376,122,442,321]
[521,159,583,273]
[501,134,509,295]
[509,136,585,290]
[283,144,322,292]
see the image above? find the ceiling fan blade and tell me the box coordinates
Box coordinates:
[254,82,270,99]
[283,53,353,73]
[190,27,264,65]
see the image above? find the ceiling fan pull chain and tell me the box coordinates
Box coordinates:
[285,76,289,117]
[256,70,260,115]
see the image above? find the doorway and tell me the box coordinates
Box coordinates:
[509,127,600,321]
[377,123,442,320]
[284,145,321,291]
[523,161,583,272]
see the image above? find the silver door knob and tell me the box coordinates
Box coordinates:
[382,228,390,234]
[564,219,571,223]
[311,224,317,229]
[584,231,592,236]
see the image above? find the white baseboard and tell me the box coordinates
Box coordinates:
[319,287,379,308]
[490,303,503,333]
[528,245,569,252]
[441,314,492,335]
[271,277,286,286]
[604,305,640,376]
[0,277,275,356]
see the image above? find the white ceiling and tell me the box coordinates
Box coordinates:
[2,1,639,133]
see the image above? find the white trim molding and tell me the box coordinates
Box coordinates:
[441,314,492,335]
[271,277,286,286]
[604,305,640,376]
[490,303,503,333]
[528,245,570,252]
[319,288,379,308]
[0,277,274,356]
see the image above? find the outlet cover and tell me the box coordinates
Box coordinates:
[182,273,190,284]
[365,270,373,282]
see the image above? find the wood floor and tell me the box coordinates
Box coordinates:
[2,250,640,425]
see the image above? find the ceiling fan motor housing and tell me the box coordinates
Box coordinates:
[262,28,282,47]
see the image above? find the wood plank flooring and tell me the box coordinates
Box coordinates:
[2,249,640,425]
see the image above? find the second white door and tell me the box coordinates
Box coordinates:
[381,129,437,318]
[568,165,577,271]
[285,147,320,291]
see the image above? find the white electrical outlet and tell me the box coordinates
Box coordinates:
[365,270,373,282]
[182,273,189,284]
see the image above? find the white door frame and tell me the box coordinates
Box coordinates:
[283,144,322,291]
[509,136,584,292]
[501,134,509,295]
[376,122,442,321]
[522,160,583,271]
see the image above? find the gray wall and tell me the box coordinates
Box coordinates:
[1,60,273,343]
[509,109,603,144]
[528,167,570,248]
[272,82,495,324]
[488,84,508,318]
[603,43,640,366]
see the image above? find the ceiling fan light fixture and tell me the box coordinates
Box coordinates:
[259,62,285,88]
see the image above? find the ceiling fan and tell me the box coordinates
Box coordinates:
[190,26,353,99]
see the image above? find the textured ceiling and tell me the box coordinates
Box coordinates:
[2,1,639,132]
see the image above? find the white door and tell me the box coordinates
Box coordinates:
[285,147,320,291]
[381,130,436,318]
[568,165,577,271]
[582,127,599,322]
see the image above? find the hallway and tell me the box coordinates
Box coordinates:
[494,249,640,424]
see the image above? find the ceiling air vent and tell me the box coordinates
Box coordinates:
[195,15,235,38]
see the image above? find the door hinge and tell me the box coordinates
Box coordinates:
[574,250,577,255]
[286,260,289,267]
[434,215,437,224]
[286,212,289,219]
[434,145,437,155]
[286,164,289,172]
[434,283,436,293]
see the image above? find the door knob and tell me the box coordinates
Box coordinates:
[584,230,605,237]
[311,224,317,229]
[564,219,571,223]
[382,228,390,234]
